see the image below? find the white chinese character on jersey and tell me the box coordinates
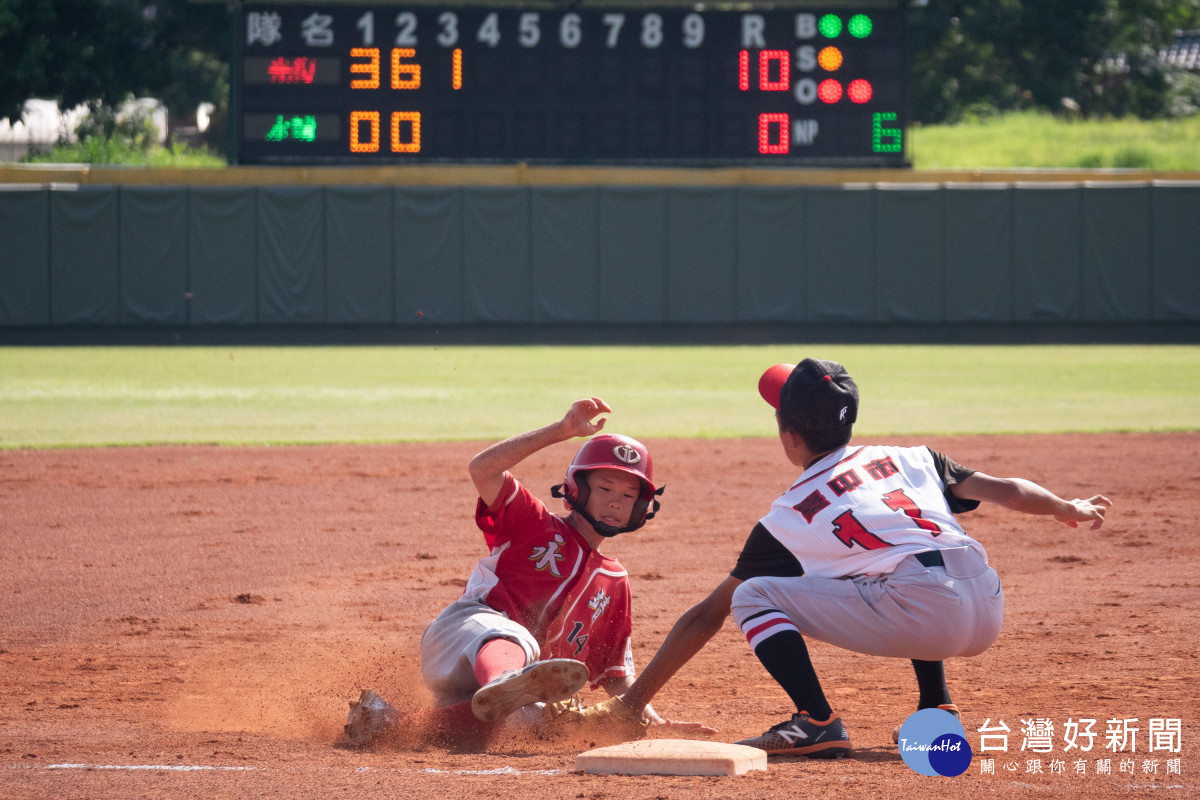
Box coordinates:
[529,533,566,577]
[246,12,283,46]
[301,12,335,46]
[588,588,611,623]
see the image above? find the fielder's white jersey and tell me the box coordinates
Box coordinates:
[758,444,988,579]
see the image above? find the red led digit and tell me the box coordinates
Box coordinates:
[758,50,789,91]
[818,79,843,103]
[739,50,750,91]
[758,113,788,154]
[350,111,380,152]
[391,111,421,153]
[848,79,872,103]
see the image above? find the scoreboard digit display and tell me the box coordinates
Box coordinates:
[234,3,907,166]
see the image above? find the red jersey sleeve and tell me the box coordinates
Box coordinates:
[475,472,544,550]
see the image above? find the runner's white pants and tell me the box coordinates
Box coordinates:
[420,597,540,707]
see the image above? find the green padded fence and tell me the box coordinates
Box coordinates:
[1,182,1197,328]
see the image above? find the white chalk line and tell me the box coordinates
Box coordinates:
[420,767,560,776]
[46,764,257,772]
[7,763,560,777]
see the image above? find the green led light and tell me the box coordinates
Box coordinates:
[848,14,873,38]
[872,112,902,153]
[265,114,317,143]
[818,14,842,38]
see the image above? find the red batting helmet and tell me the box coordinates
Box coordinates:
[552,433,663,536]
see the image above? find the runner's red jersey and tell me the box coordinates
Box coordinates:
[466,473,635,688]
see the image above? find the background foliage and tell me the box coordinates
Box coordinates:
[0,0,228,149]
[908,0,1200,122]
[2,0,1200,163]
[909,108,1200,168]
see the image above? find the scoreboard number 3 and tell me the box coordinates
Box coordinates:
[237,5,907,165]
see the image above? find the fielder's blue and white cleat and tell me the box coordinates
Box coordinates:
[735,711,853,758]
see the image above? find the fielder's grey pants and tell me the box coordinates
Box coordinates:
[731,547,1004,661]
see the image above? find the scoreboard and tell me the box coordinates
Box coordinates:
[234,4,907,166]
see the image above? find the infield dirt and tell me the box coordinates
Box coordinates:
[2,433,1197,798]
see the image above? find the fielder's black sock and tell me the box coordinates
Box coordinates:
[752,630,833,721]
[912,659,953,709]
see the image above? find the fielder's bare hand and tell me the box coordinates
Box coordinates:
[639,704,718,735]
[1056,494,1113,530]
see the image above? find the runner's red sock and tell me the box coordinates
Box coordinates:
[474,638,527,687]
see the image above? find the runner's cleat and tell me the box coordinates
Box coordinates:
[471,658,589,723]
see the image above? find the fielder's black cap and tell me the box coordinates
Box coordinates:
[758,358,859,433]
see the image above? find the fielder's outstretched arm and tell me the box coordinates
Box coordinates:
[620,575,743,717]
[951,473,1112,530]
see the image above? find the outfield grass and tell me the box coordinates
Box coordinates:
[910,110,1200,170]
[1,345,1197,448]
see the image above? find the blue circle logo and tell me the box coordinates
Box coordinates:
[896,708,972,777]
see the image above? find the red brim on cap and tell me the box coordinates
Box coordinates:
[758,363,795,409]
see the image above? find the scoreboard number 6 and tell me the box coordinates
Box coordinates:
[238,6,906,165]
[348,46,462,153]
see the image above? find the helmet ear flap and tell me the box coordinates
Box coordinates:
[552,470,591,512]
[571,471,591,511]
[629,484,665,530]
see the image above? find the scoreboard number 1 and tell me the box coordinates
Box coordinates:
[236,4,908,166]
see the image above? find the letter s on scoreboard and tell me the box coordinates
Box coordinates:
[235,4,907,166]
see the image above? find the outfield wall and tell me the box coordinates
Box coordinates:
[1,181,1198,330]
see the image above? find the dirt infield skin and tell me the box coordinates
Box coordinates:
[2,433,1197,799]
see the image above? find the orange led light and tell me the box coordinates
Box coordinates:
[350,111,380,152]
[350,47,380,89]
[452,48,463,90]
[818,46,843,72]
[391,48,421,89]
[391,111,421,153]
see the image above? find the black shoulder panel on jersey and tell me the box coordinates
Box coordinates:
[731,522,805,581]
[926,446,982,515]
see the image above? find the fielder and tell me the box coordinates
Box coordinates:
[606,358,1112,757]
[345,397,688,748]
